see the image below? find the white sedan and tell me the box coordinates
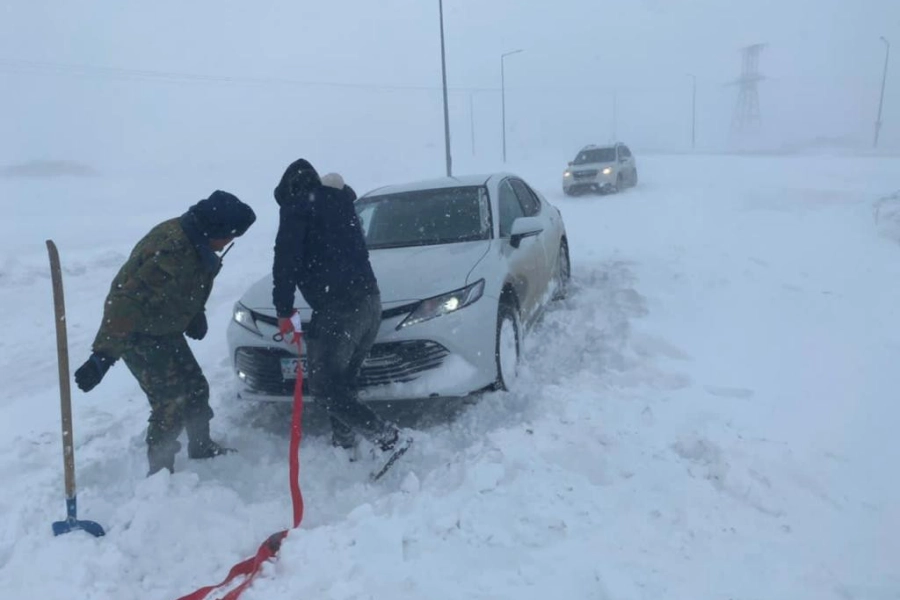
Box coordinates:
[226,173,570,403]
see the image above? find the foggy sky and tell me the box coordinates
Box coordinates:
[1,0,897,175]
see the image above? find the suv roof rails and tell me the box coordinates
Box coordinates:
[580,142,620,150]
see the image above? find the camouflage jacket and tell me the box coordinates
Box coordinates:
[92,218,218,359]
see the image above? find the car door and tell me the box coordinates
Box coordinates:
[498,178,548,325]
[508,178,556,300]
[617,144,636,183]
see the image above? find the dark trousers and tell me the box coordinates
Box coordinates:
[306,294,392,446]
[121,333,213,450]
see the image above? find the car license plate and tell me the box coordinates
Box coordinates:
[280,357,308,379]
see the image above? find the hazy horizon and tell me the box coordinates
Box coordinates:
[1,0,898,177]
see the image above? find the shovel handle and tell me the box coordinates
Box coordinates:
[46,240,76,500]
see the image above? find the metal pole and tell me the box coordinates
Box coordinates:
[438,0,452,176]
[875,36,890,149]
[612,90,617,141]
[689,74,697,150]
[501,56,507,162]
[501,49,523,163]
[470,93,476,156]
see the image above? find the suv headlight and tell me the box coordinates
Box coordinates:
[398,279,485,329]
[602,167,613,175]
[233,302,262,336]
[563,170,572,178]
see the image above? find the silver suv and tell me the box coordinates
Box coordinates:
[562,143,638,196]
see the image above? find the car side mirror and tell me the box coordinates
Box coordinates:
[509,216,543,249]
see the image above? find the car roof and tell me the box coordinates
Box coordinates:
[579,143,622,151]
[362,173,510,197]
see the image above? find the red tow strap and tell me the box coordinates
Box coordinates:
[177,334,305,600]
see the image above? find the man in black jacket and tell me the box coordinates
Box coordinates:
[272,159,404,457]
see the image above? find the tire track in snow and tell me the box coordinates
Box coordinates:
[0,258,647,599]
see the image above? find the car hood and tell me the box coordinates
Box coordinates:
[239,240,492,311]
[568,161,616,171]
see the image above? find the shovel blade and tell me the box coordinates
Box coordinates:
[52,498,105,537]
[52,517,105,537]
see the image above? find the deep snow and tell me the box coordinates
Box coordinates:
[1,154,898,599]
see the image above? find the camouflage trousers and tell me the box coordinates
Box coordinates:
[121,333,213,450]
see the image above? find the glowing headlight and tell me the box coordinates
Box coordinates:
[398,279,485,329]
[563,171,572,178]
[602,167,613,175]
[233,302,262,336]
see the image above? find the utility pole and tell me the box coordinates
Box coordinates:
[501,49,523,163]
[731,43,766,134]
[875,36,891,148]
[692,78,697,150]
[470,93,476,156]
[438,0,452,176]
[612,89,618,141]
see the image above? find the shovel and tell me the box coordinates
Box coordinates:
[46,240,105,538]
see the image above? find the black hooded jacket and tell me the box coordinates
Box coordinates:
[272,162,379,317]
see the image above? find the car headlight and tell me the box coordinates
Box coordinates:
[563,171,572,178]
[233,302,262,336]
[602,167,613,175]
[398,279,485,330]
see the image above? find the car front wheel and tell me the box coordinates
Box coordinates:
[494,300,520,391]
[552,241,571,301]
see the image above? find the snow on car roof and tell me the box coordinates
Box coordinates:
[362,174,501,197]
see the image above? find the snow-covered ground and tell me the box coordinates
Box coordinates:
[1,154,899,599]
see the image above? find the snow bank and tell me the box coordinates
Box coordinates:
[874,190,900,245]
[2,154,899,599]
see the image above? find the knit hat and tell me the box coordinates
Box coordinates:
[187,190,256,239]
[320,172,345,190]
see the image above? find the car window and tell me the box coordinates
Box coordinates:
[573,148,616,164]
[509,179,541,217]
[498,180,525,238]
[619,145,632,159]
[357,186,491,249]
[357,203,375,236]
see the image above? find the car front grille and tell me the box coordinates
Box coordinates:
[235,346,304,396]
[234,340,450,396]
[573,169,599,179]
[358,340,449,387]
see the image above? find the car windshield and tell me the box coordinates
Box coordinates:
[573,148,616,164]
[356,186,491,249]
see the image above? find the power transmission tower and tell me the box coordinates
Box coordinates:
[730,44,766,133]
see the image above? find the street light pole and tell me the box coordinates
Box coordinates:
[688,74,697,150]
[611,89,618,141]
[874,36,891,149]
[438,0,452,176]
[470,93,476,156]
[501,49,523,163]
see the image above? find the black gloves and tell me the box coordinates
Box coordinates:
[185,311,208,340]
[74,352,116,392]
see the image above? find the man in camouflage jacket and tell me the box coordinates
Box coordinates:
[74,190,256,475]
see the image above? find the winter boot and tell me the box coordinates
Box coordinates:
[188,438,235,459]
[370,434,413,482]
[331,418,358,449]
[147,439,182,476]
[376,426,401,452]
[185,418,235,460]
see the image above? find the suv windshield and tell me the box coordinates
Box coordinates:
[356,186,491,249]
[573,148,616,164]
